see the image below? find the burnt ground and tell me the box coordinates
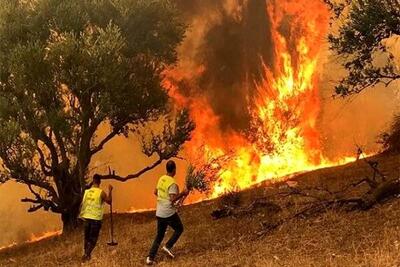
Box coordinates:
[1,153,400,267]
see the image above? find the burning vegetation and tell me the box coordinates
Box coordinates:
[165,0,358,198]
[0,0,399,256]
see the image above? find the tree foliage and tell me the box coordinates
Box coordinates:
[378,113,400,152]
[326,0,400,96]
[0,0,192,230]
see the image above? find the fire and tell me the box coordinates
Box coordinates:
[127,207,155,213]
[163,0,358,198]
[0,230,61,251]
[28,230,61,243]
[0,242,17,251]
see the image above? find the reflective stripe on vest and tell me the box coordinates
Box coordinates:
[157,175,176,201]
[80,187,104,221]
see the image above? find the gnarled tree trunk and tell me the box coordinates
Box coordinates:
[61,202,81,232]
[57,172,85,233]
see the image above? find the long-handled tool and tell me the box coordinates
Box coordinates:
[107,193,118,246]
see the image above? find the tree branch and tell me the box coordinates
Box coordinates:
[21,197,41,204]
[36,144,53,176]
[53,129,69,166]
[23,177,59,203]
[38,129,59,168]
[98,157,164,182]
[21,184,60,213]
[0,150,59,203]
[20,197,44,212]
[90,126,121,156]
[28,204,44,213]
[27,184,41,201]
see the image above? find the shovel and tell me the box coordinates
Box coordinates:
[107,194,118,246]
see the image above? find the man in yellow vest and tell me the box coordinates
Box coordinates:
[80,174,113,262]
[146,160,189,265]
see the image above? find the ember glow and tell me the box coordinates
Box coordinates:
[164,0,358,197]
[28,230,61,243]
[0,230,61,251]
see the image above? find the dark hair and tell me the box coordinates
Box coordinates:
[166,160,176,173]
[93,174,102,185]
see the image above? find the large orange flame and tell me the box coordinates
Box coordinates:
[164,0,357,198]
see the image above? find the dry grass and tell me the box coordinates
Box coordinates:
[1,153,400,267]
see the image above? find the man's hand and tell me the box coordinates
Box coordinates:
[175,188,190,207]
[105,185,113,205]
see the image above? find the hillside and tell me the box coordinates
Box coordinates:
[1,153,400,267]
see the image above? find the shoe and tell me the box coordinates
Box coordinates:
[146,257,155,265]
[162,246,175,258]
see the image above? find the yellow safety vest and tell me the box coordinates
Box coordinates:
[80,187,104,221]
[157,175,176,201]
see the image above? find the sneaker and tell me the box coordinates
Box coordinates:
[146,257,155,265]
[162,246,175,258]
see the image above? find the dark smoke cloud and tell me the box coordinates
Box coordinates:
[174,0,398,155]
[175,0,273,131]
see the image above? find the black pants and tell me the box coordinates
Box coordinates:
[83,219,102,257]
[148,213,184,260]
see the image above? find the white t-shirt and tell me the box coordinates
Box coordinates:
[156,183,179,218]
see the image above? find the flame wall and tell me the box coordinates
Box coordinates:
[165,0,334,196]
[164,0,398,196]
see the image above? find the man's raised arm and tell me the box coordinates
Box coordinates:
[102,185,113,205]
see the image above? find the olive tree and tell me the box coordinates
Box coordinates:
[0,0,193,231]
[326,0,400,96]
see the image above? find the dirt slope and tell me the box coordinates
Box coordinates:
[1,153,400,267]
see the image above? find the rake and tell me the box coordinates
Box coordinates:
[107,194,118,246]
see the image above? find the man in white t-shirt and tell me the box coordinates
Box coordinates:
[146,160,189,265]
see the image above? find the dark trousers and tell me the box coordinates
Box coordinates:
[83,219,102,257]
[148,213,184,260]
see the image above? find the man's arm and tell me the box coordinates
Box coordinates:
[101,185,113,205]
[170,186,189,204]
[78,197,84,218]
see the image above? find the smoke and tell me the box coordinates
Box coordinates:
[318,36,399,158]
[174,0,273,131]
[0,0,398,247]
[172,0,398,157]
[319,65,398,159]
[0,183,60,247]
